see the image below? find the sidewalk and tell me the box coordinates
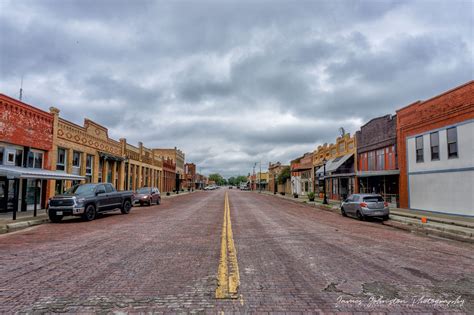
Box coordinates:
[0,190,200,235]
[255,190,474,243]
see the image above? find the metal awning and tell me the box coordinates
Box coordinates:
[357,170,400,177]
[0,166,85,180]
[316,153,353,177]
[99,152,124,162]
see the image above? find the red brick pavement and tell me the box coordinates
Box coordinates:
[0,189,472,313]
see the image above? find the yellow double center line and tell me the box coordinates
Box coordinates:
[216,192,240,299]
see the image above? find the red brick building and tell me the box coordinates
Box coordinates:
[397,81,474,215]
[184,163,196,190]
[0,94,81,217]
[162,157,177,193]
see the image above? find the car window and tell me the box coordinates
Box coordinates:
[105,184,114,193]
[363,196,384,202]
[96,184,106,194]
[353,195,360,202]
[346,195,353,202]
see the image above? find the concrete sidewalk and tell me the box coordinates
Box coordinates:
[0,190,200,234]
[255,190,474,243]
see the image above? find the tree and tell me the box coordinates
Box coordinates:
[277,166,291,184]
[208,173,226,186]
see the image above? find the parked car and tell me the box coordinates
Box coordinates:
[47,183,134,222]
[340,194,389,220]
[204,185,218,190]
[133,187,161,206]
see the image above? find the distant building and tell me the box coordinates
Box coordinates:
[291,152,313,196]
[153,147,185,191]
[397,81,474,216]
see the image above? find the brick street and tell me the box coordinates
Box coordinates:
[0,190,472,313]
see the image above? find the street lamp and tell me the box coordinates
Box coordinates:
[322,157,328,204]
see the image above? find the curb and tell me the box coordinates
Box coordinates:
[1,217,50,234]
[383,219,473,244]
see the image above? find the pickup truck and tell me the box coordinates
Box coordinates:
[47,183,134,222]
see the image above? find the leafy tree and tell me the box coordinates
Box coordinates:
[277,166,291,184]
[208,173,226,186]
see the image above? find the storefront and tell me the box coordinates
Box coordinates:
[0,166,84,219]
[315,153,356,201]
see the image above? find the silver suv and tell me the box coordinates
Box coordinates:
[341,194,389,221]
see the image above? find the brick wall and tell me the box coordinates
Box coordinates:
[0,94,53,168]
[396,81,474,208]
[356,114,396,154]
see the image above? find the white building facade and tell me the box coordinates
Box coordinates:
[406,119,474,216]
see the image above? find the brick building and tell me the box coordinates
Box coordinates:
[162,157,176,193]
[268,162,289,194]
[314,133,357,201]
[291,152,313,196]
[184,163,196,190]
[356,114,399,206]
[123,141,163,192]
[0,94,82,217]
[48,108,125,196]
[153,147,185,191]
[397,81,474,216]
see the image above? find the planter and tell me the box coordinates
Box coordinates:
[309,198,315,202]
[166,192,170,196]
[293,193,298,198]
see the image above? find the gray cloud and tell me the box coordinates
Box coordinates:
[0,0,472,177]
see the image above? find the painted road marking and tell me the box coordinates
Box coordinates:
[215,192,240,299]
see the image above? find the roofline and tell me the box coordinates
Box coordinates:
[396,80,474,113]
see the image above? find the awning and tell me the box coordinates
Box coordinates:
[0,166,85,180]
[357,170,400,177]
[315,153,353,177]
[99,152,124,162]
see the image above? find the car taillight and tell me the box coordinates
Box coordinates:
[360,202,368,208]
[384,202,389,207]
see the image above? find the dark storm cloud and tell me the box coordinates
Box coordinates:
[0,0,472,176]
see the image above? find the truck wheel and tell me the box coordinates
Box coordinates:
[121,200,132,214]
[82,204,96,221]
[48,211,63,223]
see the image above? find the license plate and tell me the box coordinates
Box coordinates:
[56,211,63,215]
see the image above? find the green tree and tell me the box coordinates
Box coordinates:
[208,173,226,186]
[277,166,291,184]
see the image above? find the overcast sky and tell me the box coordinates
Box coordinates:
[1,0,472,177]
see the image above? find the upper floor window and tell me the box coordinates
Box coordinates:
[338,143,345,152]
[368,151,375,170]
[430,132,439,161]
[27,151,44,168]
[416,136,424,163]
[72,151,81,168]
[57,148,66,171]
[447,127,458,159]
[376,149,385,170]
[0,147,4,165]
[14,149,23,166]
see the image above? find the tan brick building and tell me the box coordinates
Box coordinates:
[122,141,163,192]
[48,108,125,196]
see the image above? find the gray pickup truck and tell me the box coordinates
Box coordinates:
[47,183,134,222]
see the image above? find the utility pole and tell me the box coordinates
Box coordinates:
[259,161,262,193]
[252,163,256,191]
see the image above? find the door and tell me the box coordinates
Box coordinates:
[105,184,121,209]
[95,184,111,211]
